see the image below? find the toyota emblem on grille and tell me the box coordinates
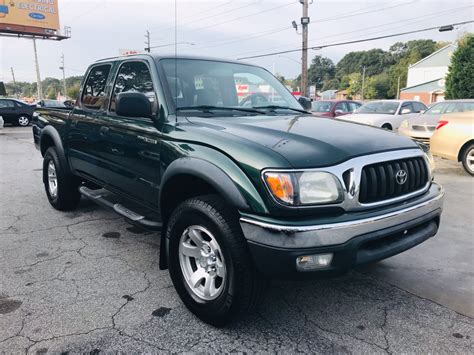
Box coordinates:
[395,169,408,185]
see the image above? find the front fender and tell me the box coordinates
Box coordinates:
[160,156,268,215]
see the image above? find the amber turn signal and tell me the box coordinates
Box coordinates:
[264,172,294,205]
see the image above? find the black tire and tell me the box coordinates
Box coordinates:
[16,115,30,127]
[167,195,267,326]
[43,147,81,211]
[461,144,474,176]
[382,123,392,130]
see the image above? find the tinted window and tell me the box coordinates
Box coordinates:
[312,101,332,112]
[348,102,361,112]
[412,102,427,113]
[110,61,156,113]
[82,64,112,110]
[0,100,14,108]
[400,102,414,114]
[335,102,349,113]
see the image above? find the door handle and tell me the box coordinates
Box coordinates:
[100,126,110,134]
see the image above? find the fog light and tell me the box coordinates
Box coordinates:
[296,253,333,271]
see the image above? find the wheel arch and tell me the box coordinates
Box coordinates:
[457,139,474,162]
[158,157,262,270]
[39,126,69,174]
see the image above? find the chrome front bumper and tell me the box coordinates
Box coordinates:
[240,183,444,249]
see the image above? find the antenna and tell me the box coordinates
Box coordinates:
[175,0,178,123]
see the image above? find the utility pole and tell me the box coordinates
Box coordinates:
[10,67,19,98]
[300,0,310,97]
[32,39,43,100]
[59,53,67,98]
[397,75,401,99]
[361,66,366,100]
[145,30,151,52]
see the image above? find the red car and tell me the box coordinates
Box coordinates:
[311,100,362,118]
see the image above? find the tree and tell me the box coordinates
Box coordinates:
[445,34,474,99]
[307,55,336,84]
[342,73,362,99]
[336,49,394,80]
[365,73,391,99]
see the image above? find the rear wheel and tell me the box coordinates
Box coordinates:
[461,144,474,176]
[17,115,30,127]
[167,195,267,326]
[382,123,392,130]
[43,147,81,210]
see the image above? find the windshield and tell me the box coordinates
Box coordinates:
[160,59,302,115]
[311,101,333,112]
[356,101,399,115]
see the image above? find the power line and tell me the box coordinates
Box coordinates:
[186,1,295,34]
[237,20,474,60]
[149,2,255,34]
[210,1,421,56]
[231,5,472,58]
[187,2,393,51]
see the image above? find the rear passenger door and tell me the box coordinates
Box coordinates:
[67,63,113,182]
[0,99,15,122]
[334,102,350,117]
[96,60,162,207]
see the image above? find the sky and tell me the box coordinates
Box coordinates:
[0,0,473,83]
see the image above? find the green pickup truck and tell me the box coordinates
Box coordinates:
[33,54,444,325]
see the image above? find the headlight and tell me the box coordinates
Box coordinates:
[33,112,40,118]
[263,171,343,206]
[416,142,435,178]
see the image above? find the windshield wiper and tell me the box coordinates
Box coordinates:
[176,105,265,114]
[254,105,309,114]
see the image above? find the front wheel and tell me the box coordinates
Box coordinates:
[17,115,30,127]
[381,123,392,130]
[461,144,474,176]
[43,147,81,210]
[167,195,267,326]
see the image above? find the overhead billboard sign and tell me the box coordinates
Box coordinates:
[0,0,60,31]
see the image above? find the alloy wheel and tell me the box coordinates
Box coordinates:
[18,116,30,126]
[47,160,58,198]
[179,225,226,301]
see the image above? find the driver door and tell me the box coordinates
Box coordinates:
[94,59,162,208]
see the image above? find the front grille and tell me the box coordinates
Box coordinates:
[359,157,429,204]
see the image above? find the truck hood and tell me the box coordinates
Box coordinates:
[185,114,418,169]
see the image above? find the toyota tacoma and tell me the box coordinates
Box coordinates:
[32,54,444,325]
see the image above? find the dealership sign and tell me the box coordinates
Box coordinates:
[0,0,60,31]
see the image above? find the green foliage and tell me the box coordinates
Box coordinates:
[365,72,391,99]
[445,34,474,99]
[336,49,394,79]
[307,55,336,87]
[344,73,362,99]
[4,76,83,99]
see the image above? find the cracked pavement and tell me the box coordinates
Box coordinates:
[1,127,473,353]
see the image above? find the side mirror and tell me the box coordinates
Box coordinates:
[419,110,425,114]
[334,109,344,115]
[116,92,153,118]
[401,108,411,115]
[298,96,312,111]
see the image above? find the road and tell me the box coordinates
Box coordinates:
[1,126,473,353]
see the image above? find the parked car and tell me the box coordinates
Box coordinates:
[344,100,427,130]
[33,54,444,325]
[398,100,474,145]
[37,100,70,110]
[0,98,36,126]
[311,99,361,118]
[430,111,474,176]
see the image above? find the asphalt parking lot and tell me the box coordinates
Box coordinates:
[1,126,473,353]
